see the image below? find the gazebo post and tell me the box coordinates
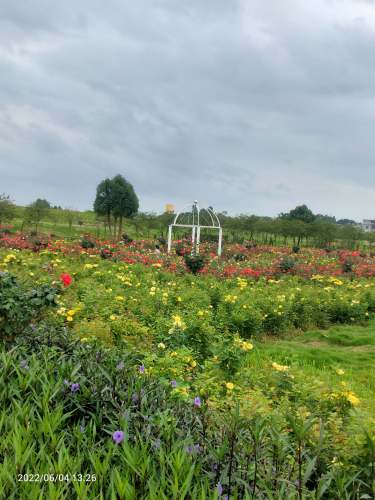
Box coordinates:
[167,225,172,253]
[218,227,223,256]
[196,225,201,255]
[192,225,196,246]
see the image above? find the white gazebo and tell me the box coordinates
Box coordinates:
[167,201,222,256]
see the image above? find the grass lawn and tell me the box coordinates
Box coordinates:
[254,321,375,420]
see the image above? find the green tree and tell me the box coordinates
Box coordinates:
[310,221,338,247]
[63,208,76,231]
[94,178,114,234]
[280,204,316,224]
[24,199,50,232]
[34,199,51,209]
[0,194,16,226]
[112,174,139,238]
[94,175,139,238]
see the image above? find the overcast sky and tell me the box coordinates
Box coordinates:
[0,0,375,219]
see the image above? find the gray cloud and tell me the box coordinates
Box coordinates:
[0,0,375,220]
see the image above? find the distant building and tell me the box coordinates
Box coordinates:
[362,220,375,232]
[165,204,175,214]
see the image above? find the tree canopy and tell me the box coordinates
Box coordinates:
[280,204,316,224]
[94,175,139,237]
[0,194,16,225]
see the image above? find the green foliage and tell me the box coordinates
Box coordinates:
[24,199,51,232]
[121,233,133,244]
[184,254,206,274]
[342,258,354,273]
[0,326,373,498]
[94,175,139,237]
[279,256,296,272]
[233,252,246,261]
[281,204,316,223]
[111,174,139,220]
[0,194,16,225]
[0,272,58,337]
[80,238,95,249]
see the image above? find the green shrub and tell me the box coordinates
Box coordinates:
[184,254,206,274]
[342,258,354,273]
[0,272,58,338]
[233,252,246,262]
[279,256,296,273]
[81,238,95,249]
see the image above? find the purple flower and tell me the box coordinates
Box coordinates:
[112,430,124,444]
[19,360,29,370]
[116,361,125,370]
[185,444,201,455]
[131,393,139,403]
[70,383,80,393]
[170,380,177,388]
[217,482,223,496]
[152,438,161,450]
[194,396,201,408]
[139,364,145,374]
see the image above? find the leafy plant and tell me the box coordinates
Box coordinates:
[279,256,296,273]
[81,238,95,249]
[0,272,58,338]
[184,254,206,274]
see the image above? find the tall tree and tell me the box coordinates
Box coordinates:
[0,194,16,226]
[112,174,139,238]
[24,199,50,232]
[94,178,114,234]
[280,204,316,224]
[94,175,139,238]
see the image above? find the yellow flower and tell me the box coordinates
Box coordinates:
[190,360,197,368]
[67,309,76,316]
[241,341,254,351]
[345,391,360,406]
[272,362,289,372]
[158,342,166,349]
[172,315,186,329]
[197,310,204,317]
[115,296,125,301]
[336,368,345,376]
[176,386,189,395]
[66,315,73,322]
[225,382,235,391]
[110,314,117,321]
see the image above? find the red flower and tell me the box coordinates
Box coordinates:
[60,273,72,287]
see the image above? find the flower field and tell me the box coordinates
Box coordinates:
[1,238,375,498]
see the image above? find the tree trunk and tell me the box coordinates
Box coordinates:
[118,216,123,240]
[107,212,112,236]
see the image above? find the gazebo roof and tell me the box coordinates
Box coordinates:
[172,201,221,228]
